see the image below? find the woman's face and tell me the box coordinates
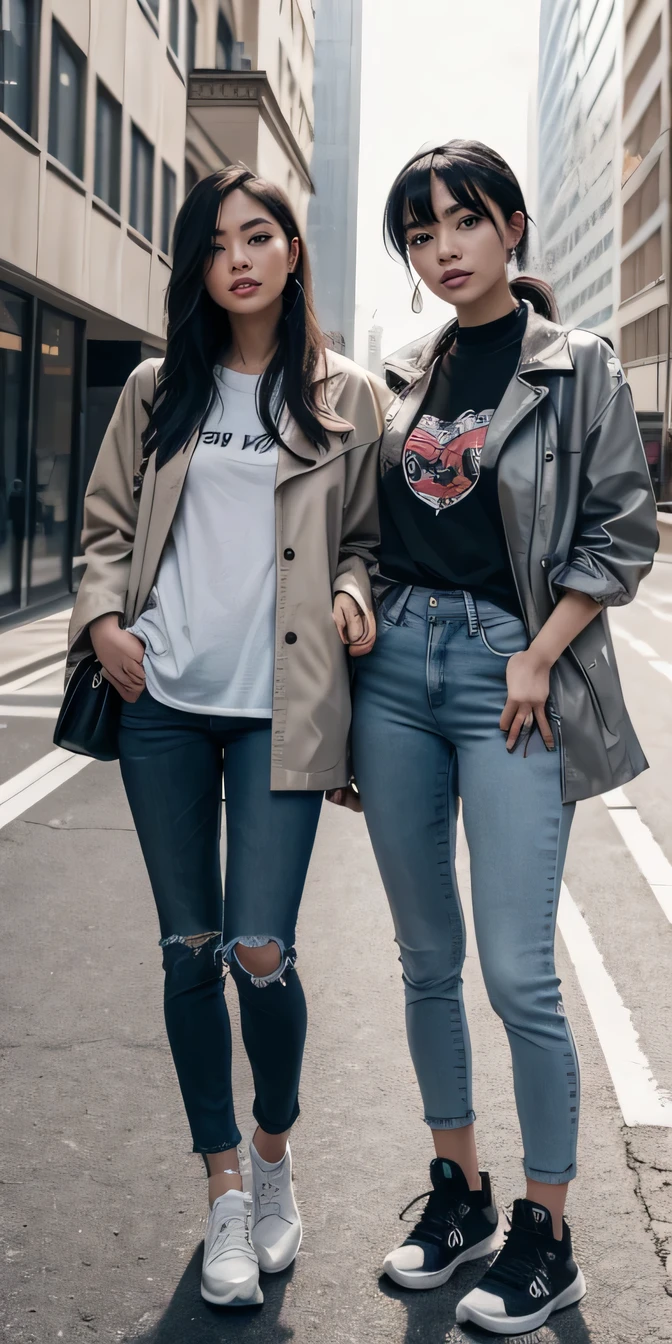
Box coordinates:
[203,188,299,316]
[404,172,525,310]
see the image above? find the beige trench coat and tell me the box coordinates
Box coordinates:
[66,349,394,790]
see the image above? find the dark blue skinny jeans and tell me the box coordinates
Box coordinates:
[118,690,323,1154]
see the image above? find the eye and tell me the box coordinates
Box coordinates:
[458,215,480,230]
[249,232,272,245]
[211,243,225,254]
[408,231,432,248]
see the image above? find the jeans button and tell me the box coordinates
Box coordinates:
[429,596,438,608]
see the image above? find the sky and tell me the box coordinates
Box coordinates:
[353,0,542,367]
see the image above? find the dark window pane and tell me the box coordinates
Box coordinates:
[188,1,197,70]
[146,0,160,16]
[95,82,121,212]
[621,320,636,364]
[161,162,177,254]
[0,287,29,614]
[169,0,179,53]
[216,13,233,69]
[30,308,78,602]
[185,158,198,195]
[0,0,38,134]
[49,23,85,178]
[130,125,154,241]
[659,305,669,357]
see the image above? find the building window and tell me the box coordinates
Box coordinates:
[622,160,660,245]
[624,17,661,114]
[621,228,662,301]
[49,21,85,179]
[0,0,39,135]
[161,162,177,254]
[216,13,233,69]
[624,87,661,173]
[621,305,668,364]
[169,0,179,54]
[146,0,160,16]
[187,1,197,70]
[130,124,154,241]
[94,82,121,213]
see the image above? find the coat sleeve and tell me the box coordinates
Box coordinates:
[66,363,154,666]
[553,371,658,608]
[332,436,382,619]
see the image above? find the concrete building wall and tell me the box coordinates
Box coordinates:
[537,0,622,339]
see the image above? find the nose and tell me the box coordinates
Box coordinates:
[437,229,461,266]
[230,248,252,272]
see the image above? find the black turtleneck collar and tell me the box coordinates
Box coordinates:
[451,303,527,357]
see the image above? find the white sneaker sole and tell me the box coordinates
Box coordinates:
[383,1223,504,1291]
[201,1276,264,1308]
[455,1267,587,1334]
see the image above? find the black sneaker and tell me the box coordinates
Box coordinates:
[455,1198,587,1334]
[382,1158,502,1290]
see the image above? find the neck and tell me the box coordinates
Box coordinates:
[221,298,283,374]
[453,275,517,329]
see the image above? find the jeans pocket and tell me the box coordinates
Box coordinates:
[478,612,529,658]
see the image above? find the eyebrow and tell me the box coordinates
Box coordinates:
[404,203,471,233]
[214,217,274,237]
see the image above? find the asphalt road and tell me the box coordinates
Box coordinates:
[1,569,672,1344]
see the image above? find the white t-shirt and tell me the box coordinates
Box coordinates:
[129,366,277,716]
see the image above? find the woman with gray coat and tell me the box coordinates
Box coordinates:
[331,140,658,1336]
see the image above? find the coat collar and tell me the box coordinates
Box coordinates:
[384,303,574,390]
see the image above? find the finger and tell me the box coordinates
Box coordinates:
[500,697,518,732]
[349,635,375,658]
[121,661,146,685]
[326,789,345,806]
[534,706,556,750]
[332,609,349,644]
[103,671,137,702]
[506,705,532,751]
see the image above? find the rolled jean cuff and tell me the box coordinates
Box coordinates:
[192,1134,242,1155]
[424,1110,476,1130]
[524,1161,576,1184]
[252,1099,300,1135]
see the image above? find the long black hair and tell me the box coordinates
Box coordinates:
[143,166,328,469]
[383,139,559,343]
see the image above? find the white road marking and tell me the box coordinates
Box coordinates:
[0,749,92,830]
[610,620,672,682]
[558,884,672,1126]
[601,789,672,925]
[0,659,66,694]
[0,706,59,719]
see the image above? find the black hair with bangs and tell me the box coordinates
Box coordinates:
[384,139,558,326]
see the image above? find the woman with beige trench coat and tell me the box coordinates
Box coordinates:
[66,167,391,1309]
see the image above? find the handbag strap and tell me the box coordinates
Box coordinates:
[132,363,159,499]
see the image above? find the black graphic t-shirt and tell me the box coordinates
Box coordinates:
[378,303,527,616]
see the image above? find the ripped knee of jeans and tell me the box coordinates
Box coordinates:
[159,930,221,959]
[221,935,296,988]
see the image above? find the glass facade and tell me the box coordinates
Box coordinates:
[49,21,85,179]
[0,0,38,134]
[0,285,83,622]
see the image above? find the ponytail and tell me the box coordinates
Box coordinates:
[510,275,560,323]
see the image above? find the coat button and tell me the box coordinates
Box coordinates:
[284,548,295,561]
[285,631,297,645]
[541,557,549,569]
[545,451,554,462]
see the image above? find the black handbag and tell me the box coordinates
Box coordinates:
[53,652,122,761]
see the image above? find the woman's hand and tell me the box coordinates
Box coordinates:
[332,592,375,657]
[500,649,555,752]
[90,613,146,703]
[326,784,363,813]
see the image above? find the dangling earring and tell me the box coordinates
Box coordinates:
[411,279,424,314]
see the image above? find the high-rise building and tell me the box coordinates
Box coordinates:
[0,0,315,625]
[536,0,621,339]
[305,0,363,356]
[616,0,669,499]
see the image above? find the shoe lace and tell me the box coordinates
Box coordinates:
[210,1205,254,1262]
[259,1178,280,1208]
[484,1222,548,1291]
[399,1187,466,1247]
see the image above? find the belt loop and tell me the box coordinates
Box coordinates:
[462,590,479,637]
[385,583,413,626]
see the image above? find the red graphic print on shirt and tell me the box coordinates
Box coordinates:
[403,409,494,513]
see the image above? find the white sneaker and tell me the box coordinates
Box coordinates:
[201,1189,263,1307]
[250,1139,302,1273]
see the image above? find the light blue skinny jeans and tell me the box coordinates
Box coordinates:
[352,585,580,1183]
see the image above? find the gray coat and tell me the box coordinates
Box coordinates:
[380,304,659,804]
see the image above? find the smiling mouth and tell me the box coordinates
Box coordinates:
[230,280,261,292]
